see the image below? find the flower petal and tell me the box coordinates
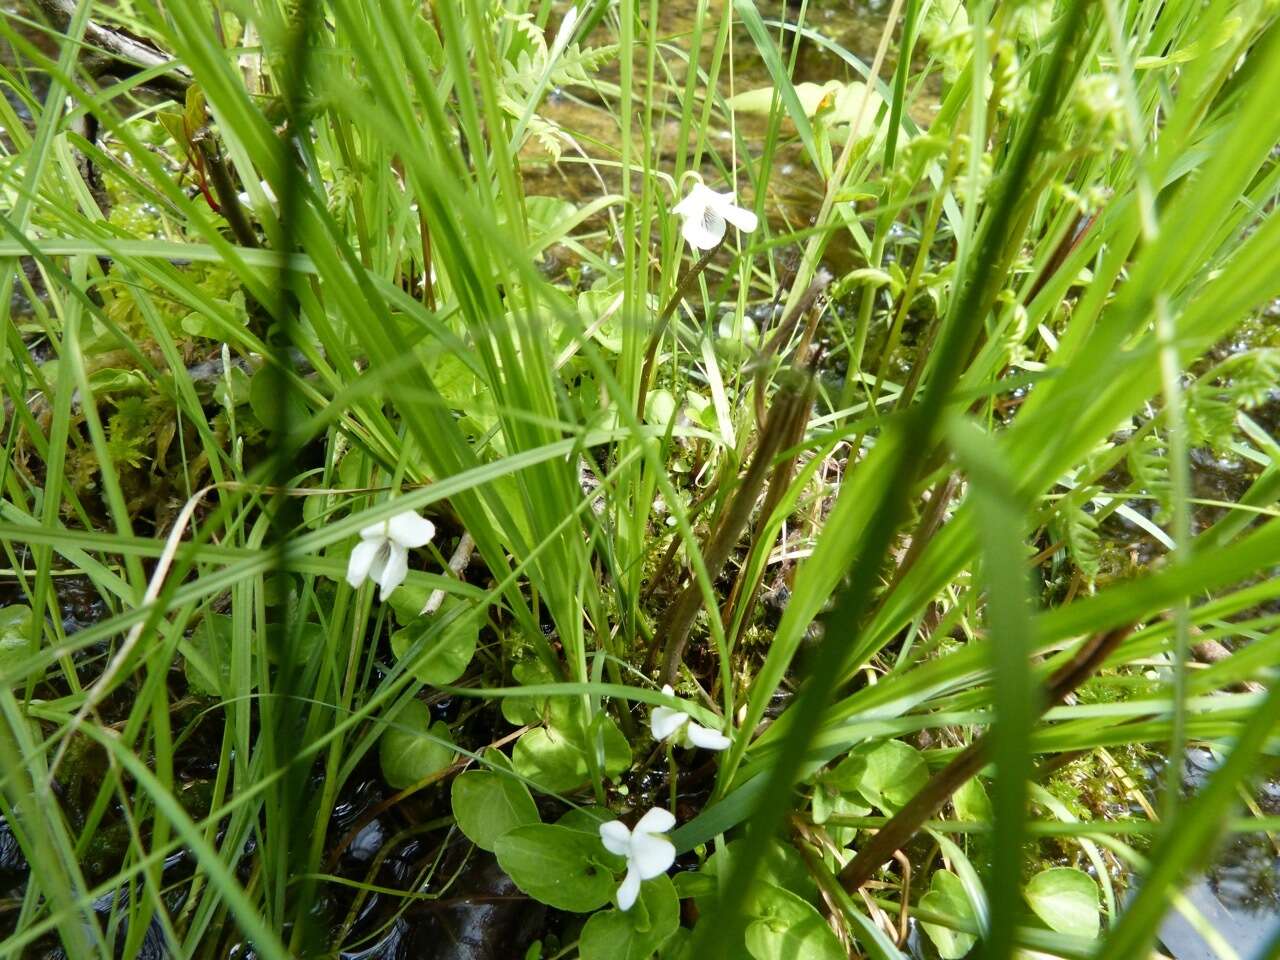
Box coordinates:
[673,182,714,217]
[552,5,580,51]
[359,519,390,540]
[345,538,382,588]
[617,867,642,911]
[685,722,732,751]
[706,188,738,208]
[375,543,410,600]
[367,542,390,587]
[681,210,726,250]
[629,832,676,880]
[634,807,676,835]
[671,194,699,218]
[719,201,759,234]
[599,820,632,857]
[650,706,688,742]
[385,511,435,548]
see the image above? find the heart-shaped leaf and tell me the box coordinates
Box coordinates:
[952,777,991,822]
[494,823,620,912]
[502,658,555,726]
[579,873,680,960]
[811,781,871,849]
[451,767,539,851]
[0,605,34,687]
[184,613,252,696]
[744,883,844,960]
[512,726,590,793]
[831,740,928,812]
[391,597,479,686]
[920,869,978,959]
[1025,867,1100,938]
[513,704,631,793]
[379,700,455,790]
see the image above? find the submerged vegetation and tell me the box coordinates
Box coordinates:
[1,0,1278,957]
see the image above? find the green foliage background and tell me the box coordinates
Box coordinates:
[0,0,1278,957]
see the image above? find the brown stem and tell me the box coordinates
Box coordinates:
[635,242,722,422]
[882,474,962,599]
[891,850,912,945]
[753,270,831,427]
[653,373,813,685]
[197,139,260,249]
[653,270,825,609]
[758,269,832,363]
[837,624,1134,892]
[723,371,815,649]
[1024,209,1099,305]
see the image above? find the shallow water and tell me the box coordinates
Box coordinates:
[1153,748,1280,960]
[527,0,913,279]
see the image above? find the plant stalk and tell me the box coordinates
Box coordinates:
[654,372,812,685]
[837,624,1134,892]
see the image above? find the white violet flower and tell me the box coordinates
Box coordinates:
[599,807,677,911]
[345,510,435,601]
[651,684,731,751]
[236,179,277,209]
[672,181,759,250]
[551,5,580,56]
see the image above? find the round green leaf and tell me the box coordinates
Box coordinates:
[592,714,633,778]
[811,783,870,849]
[920,870,978,959]
[645,388,678,427]
[952,777,991,822]
[266,618,325,666]
[248,360,306,426]
[386,580,432,625]
[502,658,554,726]
[0,605,35,687]
[87,367,151,394]
[577,291,624,353]
[512,710,631,793]
[183,613,247,696]
[429,352,481,410]
[831,739,928,812]
[450,769,539,852]
[494,823,619,912]
[379,700,456,790]
[744,883,844,960]
[1025,867,1100,938]
[579,873,680,960]
[556,806,614,832]
[705,840,820,910]
[391,598,479,686]
[523,195,578,243]
[513,726,589,793]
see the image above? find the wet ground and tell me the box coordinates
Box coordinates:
[2,0,1279,957]
[1153,748,1280,960]
[527,0,931,281]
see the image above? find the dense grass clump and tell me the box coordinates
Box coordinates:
[0,0,1278,957]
